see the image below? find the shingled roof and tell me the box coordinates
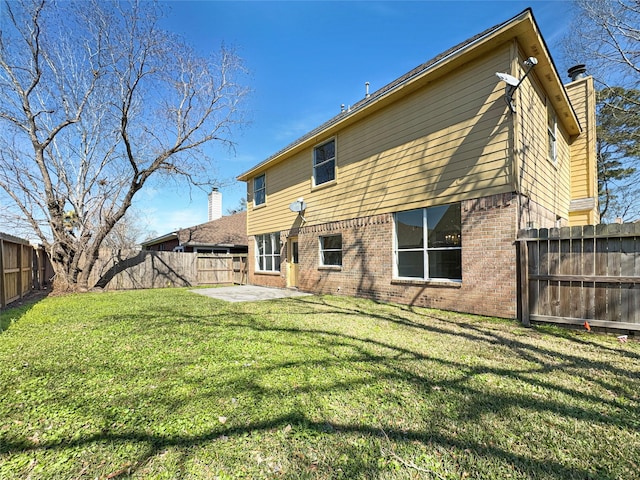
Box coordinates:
[141,211,247,249]
[176,211,247,248]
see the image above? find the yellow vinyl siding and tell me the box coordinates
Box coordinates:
[247,45,514,235]
[566,77,598,225]
[516,57,572,221]
[247,150,310,234]
[568,89,590,196]
[570,211,591,225]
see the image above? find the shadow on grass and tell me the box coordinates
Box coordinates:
[0,290,50,333]
[1,293,638,478]
[0,413,601,479]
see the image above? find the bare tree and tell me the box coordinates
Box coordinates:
[0,0,248,291]
[566,0,640,88]
[102,208,150,250]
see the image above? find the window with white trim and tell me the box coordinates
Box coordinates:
[313,139,336,186]
[255,232,280,272]
[394,204,462,281]
[319,234,342,266]
[254,174,266,206]
[547,105,557,163]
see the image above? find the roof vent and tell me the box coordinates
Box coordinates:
[365,81,370,98]
[568,64,587,82]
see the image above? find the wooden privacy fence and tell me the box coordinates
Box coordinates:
[0,233,34,308]
[89,250,247,290]
[518,223,640,332]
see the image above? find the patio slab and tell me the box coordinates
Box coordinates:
[191,285,312,303]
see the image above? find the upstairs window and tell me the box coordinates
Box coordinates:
[547,106,557,163]
[319,234,342,266]
[394,204,462,281]
[253,174,266,206]
[313,139,336,186]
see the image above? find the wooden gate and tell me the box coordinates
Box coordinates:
[519,224,640,331]
[196,254,247,285]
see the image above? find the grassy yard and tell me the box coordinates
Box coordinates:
[0,289,639,479]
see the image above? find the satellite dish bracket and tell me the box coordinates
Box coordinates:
[495,57,538,113]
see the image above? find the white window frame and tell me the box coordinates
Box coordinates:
[313,138,336,187]
[319,234,342,266]
[253,173,266,206]
[255,232,280,272]
[393,204,462,282]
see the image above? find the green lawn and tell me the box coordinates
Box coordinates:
[1,289,639,479]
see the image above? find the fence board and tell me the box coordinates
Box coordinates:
[519,224,640,332]
[569,236,582,319]
[594,237,608,321]
[538,236,549,317]
[583,237,595,320]
[549,237,560,318]
[88,250,247,290]
[527,238,538,317]
[559,238,571,318]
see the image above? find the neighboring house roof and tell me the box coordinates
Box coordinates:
[141,211,248,249]
[237,8,580,182]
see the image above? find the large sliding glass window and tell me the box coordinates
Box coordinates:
[255,232,280,272]
[394,204,462,281]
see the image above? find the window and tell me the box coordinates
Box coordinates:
[255,232,280,272]
[547,105,557,163]
[394,204,461,281]
[254,174,266,206]
[313,139,336,186]
[320,234,342,266]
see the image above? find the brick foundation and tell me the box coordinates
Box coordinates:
[248,193,555,319]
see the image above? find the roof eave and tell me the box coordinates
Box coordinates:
[140,232,178,247]
[182,242,247,248]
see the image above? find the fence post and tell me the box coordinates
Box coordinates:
[518,238,531,327]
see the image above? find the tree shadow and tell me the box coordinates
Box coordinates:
[93,251,193,289]
[1,294,638,478]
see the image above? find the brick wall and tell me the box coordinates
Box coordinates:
[248,193,556,319]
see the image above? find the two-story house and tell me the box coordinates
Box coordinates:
[237,9,598,319]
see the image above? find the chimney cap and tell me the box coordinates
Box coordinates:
[568,64,587,82]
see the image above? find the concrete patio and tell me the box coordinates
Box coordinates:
[191,285,312,303]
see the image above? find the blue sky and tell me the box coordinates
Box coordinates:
[141,0,576,238]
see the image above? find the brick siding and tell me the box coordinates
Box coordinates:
[248,193,557,319]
